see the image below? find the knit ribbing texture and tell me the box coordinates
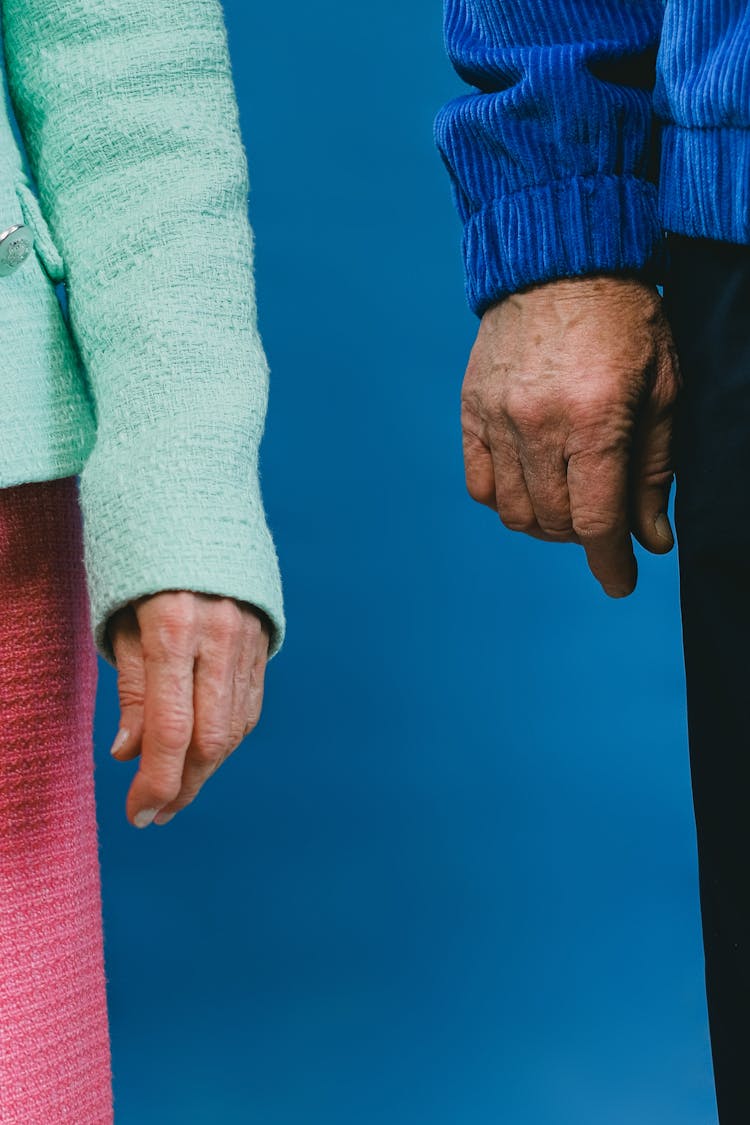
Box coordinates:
[436,0,750,314]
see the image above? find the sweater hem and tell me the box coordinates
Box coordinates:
[659,124,750,244]
[463,173,664,316]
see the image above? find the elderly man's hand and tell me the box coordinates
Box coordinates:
[106,591,269,829]
[461,275,682,596]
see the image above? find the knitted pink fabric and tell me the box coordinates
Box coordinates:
[0,476,113,1122]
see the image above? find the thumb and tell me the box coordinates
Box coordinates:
[630,356,679,555]
[107,603,146,761]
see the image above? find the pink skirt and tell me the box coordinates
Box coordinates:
[0,475,113,1123]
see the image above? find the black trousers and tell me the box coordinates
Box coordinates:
[663,235,750,1125]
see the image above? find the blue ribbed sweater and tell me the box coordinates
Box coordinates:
[435,0,750,315]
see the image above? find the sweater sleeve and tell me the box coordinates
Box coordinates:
[0,0,285,669]
[434,0,666,315]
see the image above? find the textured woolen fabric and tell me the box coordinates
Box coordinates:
[0,475,112,1123]
[435,0,750,315]
[0,90,96,493]
[0,0,285,669]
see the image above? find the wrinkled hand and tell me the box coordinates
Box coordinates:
[461,275,682,596]
[107,591,269,829]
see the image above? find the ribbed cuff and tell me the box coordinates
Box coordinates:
[78,430,285,670]
[463,173,665,315]
[659,124,750,244]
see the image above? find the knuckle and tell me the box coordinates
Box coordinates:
[117,684,144,709]
[153,715,192,754]
[567,403,628,449]
[572,512,619,541]
[499,512,535,534]
[148,777,182,806]
[143,614,195,659]
[503,386,546,431]
[569,381,615,412]
[641,464,674,490]
[207,601,243,643]
[538,521,574,539]
[190,736,227,769]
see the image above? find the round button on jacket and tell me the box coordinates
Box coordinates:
[0,223,34,276]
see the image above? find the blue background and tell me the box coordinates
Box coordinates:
[92,2,717,1122]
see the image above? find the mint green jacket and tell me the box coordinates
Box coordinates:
[0,0,285,668]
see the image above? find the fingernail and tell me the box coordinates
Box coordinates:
[110,728,130,757]
[655,512,673,543]
[153,810,175,826]
[134,807,159,829]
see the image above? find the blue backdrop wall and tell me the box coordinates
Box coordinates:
[93,2,717,1122]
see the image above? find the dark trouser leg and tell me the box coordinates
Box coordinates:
[663,235,750,1125]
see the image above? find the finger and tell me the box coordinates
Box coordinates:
[153,604,243,823]
[463,428,497,509]
[235,621,269,743]
[491,435,541,535]
[518,441,575,541]
[156,649,233,819]
[153,627,265,828]
[630,354,679,554]
[108,605,146,762]
[126,605,196,828]
[567,449,637,596]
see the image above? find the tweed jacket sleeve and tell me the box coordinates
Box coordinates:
[0,0,285,668]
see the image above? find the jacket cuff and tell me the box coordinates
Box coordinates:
[78,429,285,670]
[462,173,665,315]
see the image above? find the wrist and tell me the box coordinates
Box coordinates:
[483,273,663,327]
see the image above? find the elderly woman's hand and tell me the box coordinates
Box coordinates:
[106,591,269,828]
